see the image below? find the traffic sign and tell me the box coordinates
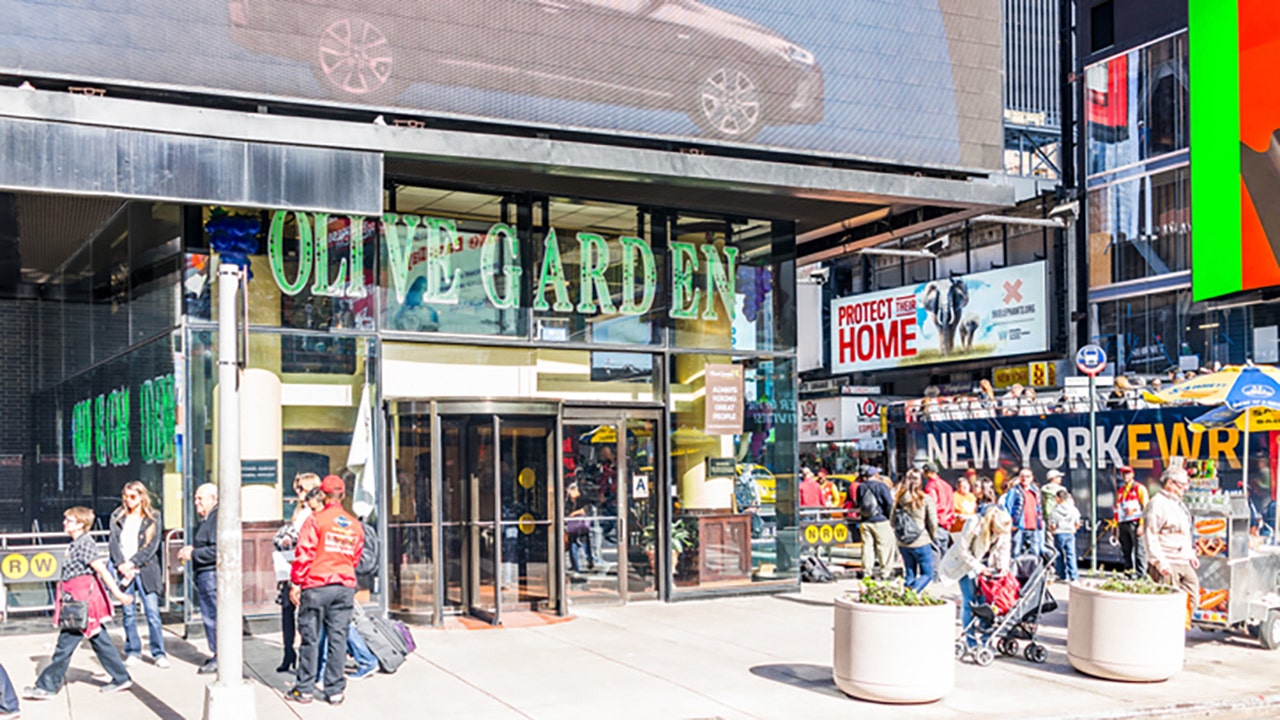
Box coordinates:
[1076,345,1108,376]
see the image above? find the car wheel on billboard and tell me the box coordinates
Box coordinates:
[314,17,403,102]
[692,65,763,142]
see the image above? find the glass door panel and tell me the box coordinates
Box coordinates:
[498,418,555,611]
[625,417,659,600]
[388,408,434,617]
[563,421,623,603]
[468,418,499,622]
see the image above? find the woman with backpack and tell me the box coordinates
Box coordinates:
[891,469,939,592]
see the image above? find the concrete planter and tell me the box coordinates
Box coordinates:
[1067,581,1185,682]
[832,596,955,703]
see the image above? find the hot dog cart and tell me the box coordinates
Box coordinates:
[1185,489,1280,648]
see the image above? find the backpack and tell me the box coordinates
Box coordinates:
[891,505,923,545]
[858,484,881,521]
[800,554,835,583]
[356,520,379,577]
[352,604,405,673]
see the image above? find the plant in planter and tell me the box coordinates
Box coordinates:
[1067,572,1186,682]
[640,519,697,573]
[833,578,954,704]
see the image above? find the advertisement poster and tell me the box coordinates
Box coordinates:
[704,364,744,435]
[0,0,1001,169]
[798,396,884,449]
[830,262,1048,374]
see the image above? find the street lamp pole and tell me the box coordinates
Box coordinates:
[204,262,256,719]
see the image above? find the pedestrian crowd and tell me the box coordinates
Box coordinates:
[1,471,391,715]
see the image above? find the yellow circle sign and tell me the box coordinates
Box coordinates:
[2,553,28,580]
[518,513,536,535]
[819,524,834,544]
[29,552,58,579]
[804,525,820,544]
[518,468,537,489]
[834,524,850,543]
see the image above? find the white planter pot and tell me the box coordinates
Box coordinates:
[832,596,955,704]
[1067,581,1185,682]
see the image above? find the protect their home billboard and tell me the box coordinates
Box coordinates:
[0,0,1002,170]
[830,262,1048,374]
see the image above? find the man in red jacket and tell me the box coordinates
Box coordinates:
[923,464,956,577]
[288,475,364,706]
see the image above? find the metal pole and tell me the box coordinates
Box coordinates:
[204,263,256,719]
[1089,373,1098,573]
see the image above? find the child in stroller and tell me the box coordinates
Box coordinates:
[957,548,1058,666]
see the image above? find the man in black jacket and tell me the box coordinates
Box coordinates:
[855,466,896,579]
[178,483,218,674]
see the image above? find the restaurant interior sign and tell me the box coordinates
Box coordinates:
[830,262,1048,374]
[1190,0,1280,300]
[0,0,1002,169]
[704,364,745,435]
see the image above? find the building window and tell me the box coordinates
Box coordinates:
[1087,33,1189,176]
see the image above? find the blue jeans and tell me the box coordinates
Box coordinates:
[959,575,979,647]
[0,663,17,713]
[36,629,130,692]
[118,574,166,659]
[1013,528,1045,558]
[195,570,217,656]
[568,532,591,572]
[317,624,378,676]
[900,545,934,593]
[1054,532,1079,581]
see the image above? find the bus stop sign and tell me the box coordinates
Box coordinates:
[1076,345,1107,377]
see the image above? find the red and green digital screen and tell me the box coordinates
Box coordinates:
[1190,0,1280,300]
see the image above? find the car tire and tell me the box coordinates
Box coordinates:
[313,17,404,102]
[690,64,765,142]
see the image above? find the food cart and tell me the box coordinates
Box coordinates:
[1186,488,1280,648]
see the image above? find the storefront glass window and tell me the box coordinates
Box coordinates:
[381,186,526,337]
[532,198,665,346]
[187,330,377,614]
[669,354,797,591]
[188,207,379,335]
[670,216,795,353]
[1086,33,1189,177]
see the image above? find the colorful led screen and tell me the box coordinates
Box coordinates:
[1190,0,1280,300]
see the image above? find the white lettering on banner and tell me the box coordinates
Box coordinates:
[926,434,947,467]
[1038,428,1065,469]
[1096,425,1125,468]
[970,431,1001,469]
[1067,427,1091,469]
[1012,429,1038,464]
[949,433,969,466]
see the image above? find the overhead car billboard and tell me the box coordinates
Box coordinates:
[830,261,1048,374]
[0,0,1002,169]
[1190,0,1280,300]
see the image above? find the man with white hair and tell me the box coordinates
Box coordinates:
[178,483,219,674]
[1144,462,1199,619]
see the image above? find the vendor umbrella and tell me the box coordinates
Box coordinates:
[1181,365,1280,537]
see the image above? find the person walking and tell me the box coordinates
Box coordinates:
[939,506,1013,648]
[1002,468,1045,557]
[273,473,322,673]
[0,663,17,718]
[178,483,219,674]
[289,475,365,706]
[23,506,135,700]
[108,481,169,669]
[1144,463,1199,624]
[922,465,955,550]
[892,469,939,592]
[1115,465,1149,574]
[1048,489,1081,581]
[855,466,895,579]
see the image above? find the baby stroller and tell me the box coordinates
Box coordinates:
[956,548,1059,667]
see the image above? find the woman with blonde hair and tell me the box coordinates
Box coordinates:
[892,469,939,592]
[940,506,1013,647]
[273,472,323,672]
[108,481,168,668]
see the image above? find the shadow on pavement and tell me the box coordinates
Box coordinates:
[748,663,846,700]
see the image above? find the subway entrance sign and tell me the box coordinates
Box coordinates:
[0,547,64,583]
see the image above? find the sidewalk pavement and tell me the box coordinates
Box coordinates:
[2,579,1278,720]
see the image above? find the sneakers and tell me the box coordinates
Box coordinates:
[327,693,345,706]
[348,665,376,680]
[0,710,18,718]
[287,687,313,704]
[21,687,54,701]
[123,655,142,668]
[100,680,133,694]
[154,656,171,669]
[197,659,218,675]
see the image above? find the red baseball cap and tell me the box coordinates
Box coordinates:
[1118,465,1134,474]
[320,475,346,494]
[964,468,978,476]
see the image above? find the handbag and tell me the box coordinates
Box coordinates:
[58,585,89,632]
[566,517,589,536]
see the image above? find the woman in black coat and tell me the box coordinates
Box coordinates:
[108,481,169,668]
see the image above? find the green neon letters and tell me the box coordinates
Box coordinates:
[481,223,522,309]
[72,373,175,469]
[268,211,367,298]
